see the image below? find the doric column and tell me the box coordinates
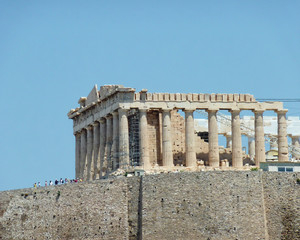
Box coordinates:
[105,115,113,174]
[253,110,265,165]
[162,109,174,167]
[75,132,81,179]
[231,110,243,168]
[118,108,130,169]
[86,125,94,181]
[248,136,255,161]
[277,110,289,162]
[184,109,197,167]
[225,133,232,149]
[99,118,106,178]
[291,136,300,160]
[139,109,151,169]
[80,129,87,179]
[207,109,219,167]
[92,122,100,180]
[111,111,119,170]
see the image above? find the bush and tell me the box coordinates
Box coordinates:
[250,167,259,171]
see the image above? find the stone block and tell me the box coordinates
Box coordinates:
[245,94,251,102]
[170,93,175,101]
[187,93,193,101]
[164,93,170,101]
[192,93,199,101]
[228,94,234,102]
[204,94,210,102]
[175,93,181,101]
[158,93,164,101]
[199,94,205,102]
[135,93,140,101]
[211,93,216,102]
[146,93,152,101]
[216,94,223,102]
[233,94,239,102]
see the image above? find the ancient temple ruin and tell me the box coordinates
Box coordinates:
[68,85,290,180]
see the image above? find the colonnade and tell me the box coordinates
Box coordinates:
[74,107,289,180]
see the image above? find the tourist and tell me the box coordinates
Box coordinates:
[38,182,41,187]
[45,180,47,187]
[49,180,53,186]
[55,179,58,185]
[33,183,37,188]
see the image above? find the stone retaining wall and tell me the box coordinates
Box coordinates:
[0,172,299,239]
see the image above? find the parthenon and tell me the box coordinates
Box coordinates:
[68,85,289,180]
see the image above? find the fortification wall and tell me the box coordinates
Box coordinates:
[141,171,267,240]
[0,179,129,240]
[262,172,300,240]
[0,172,299,240]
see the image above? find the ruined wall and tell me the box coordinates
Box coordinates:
[1,172,299,240]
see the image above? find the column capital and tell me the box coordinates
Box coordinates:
[80,128,87,133]
[230,109,240,114]
[105,114,113,119]
[253,109,265,114]
[99,118,106,124]
[276,109,288,114]
[86,125,93,131]
[118,108,129,114]
[92,121,99,127]
[206,108,219,113]
[112,111,119,116]
[74,130,81,136]
[183,108,195,112]
[161,108,173,112]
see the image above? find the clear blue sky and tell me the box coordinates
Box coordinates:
[1,1,299,191]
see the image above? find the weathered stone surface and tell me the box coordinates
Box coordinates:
[0,179,129,240]
[0,172,299,239]
[262,172,300,240]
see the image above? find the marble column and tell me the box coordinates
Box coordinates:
[277,110,289,162]
[86,125,94,181]
[99,118,106,178]
[112,111,119,170]
[207,109,220,167]
[248,136,255,161]
[254,110,265,165]
[291,136,300,160]
[185,110,196,167]
[80,129,87,179]
[75,132,81,179]
[162,109,174,167]
[225,133,232,149]
[119,108,130,168]
[93,122,100,180]
[231,110,243,168]
[105,115,113,174]
[139,109,151,169]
